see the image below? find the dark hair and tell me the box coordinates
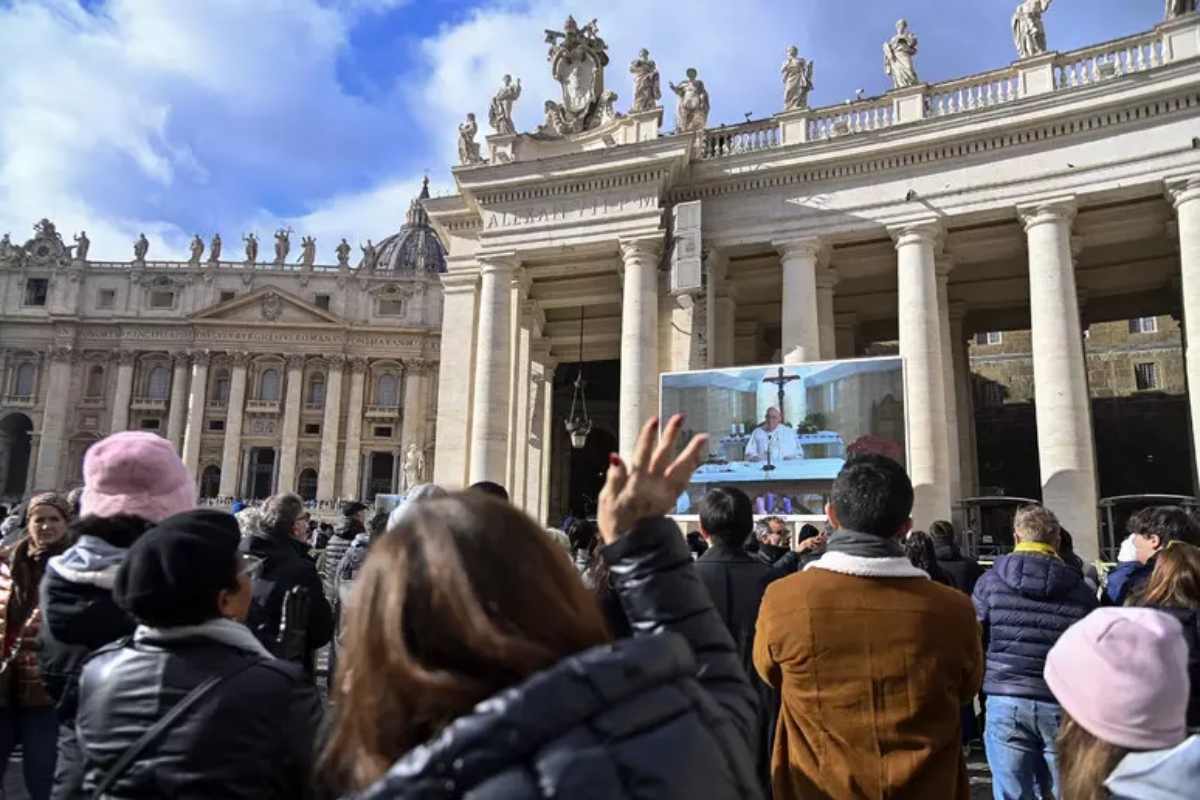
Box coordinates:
[698,486,754,548]
[468,481,509,502]
[0,505,8,519]
[368,512,389,544]
[320,493,610,792]
[1127,506,1200,550]
[1057,529,1085,572]
[68,514,153,550]
[565,518,598,553]
[830,454,913,538]
[260,493,305,540]
[904,530,940,574]
[928,519,956,546]
[797,524,821,543]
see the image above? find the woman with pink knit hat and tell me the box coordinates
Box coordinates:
[1045,607,1200,799]
[37,431,196,800]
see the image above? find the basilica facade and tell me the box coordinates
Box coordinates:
[428,10,1200,560]
[0,183,445,507]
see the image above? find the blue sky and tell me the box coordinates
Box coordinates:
[0,0,1165,261]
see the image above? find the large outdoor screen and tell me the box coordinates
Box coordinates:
[660,357,907,516]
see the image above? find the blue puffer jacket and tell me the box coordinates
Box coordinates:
[973,548,1098,701]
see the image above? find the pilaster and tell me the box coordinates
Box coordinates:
[618,236,664,459]
[218,352,249,498]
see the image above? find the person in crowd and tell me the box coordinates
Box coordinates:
[971,504,1097,800]
[0,501,27,547]
[566,517,598,574]
[771,524,829,575]
[930,519,985,596]
[234,505,262,539]
[0,492,73,800]
[468,480,510,502]
[1105,506,1200,606]
[694,485,783,796]
[1139,541,1200,729]
[323,501,367,604]
[242,493,334,677]
[311,521,334,551]
[68,509,321,798]
[64,489,83,519]
[755,454,983,800]
[38,431,196,800]
[904,529,954,585]
[319,415,761,799]
[230,500,248,516]
[1046,607,1200,799]
[685,529,708,559]
[544,526,572,556]
[1058,529,1100,595]
[583,537,632,640]
[754,516,790,565]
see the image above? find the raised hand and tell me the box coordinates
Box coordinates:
[598,414,708,545]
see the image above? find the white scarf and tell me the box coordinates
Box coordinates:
[134,617,274,660]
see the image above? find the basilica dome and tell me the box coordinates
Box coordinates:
[374,177,447,274]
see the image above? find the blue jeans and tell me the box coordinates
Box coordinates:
[0,706,60,800]
[984,695,1061,800]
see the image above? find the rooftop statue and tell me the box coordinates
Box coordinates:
[72,231,90,262]
[488,75,521,135]
[133,233,149,262]
[360,240,378,271]
[629,48,661,113]
[458,113,483,165]
[883,19,920,89]
[188,234,204,264]
[0,234,20,265]
[209,233,222,262]
[669,68,710,134]
[782,46,814,110]
[1167,0,1197,19]
[1013,0,1053,59]
[243,232,258,264]
[298,235,317,267]
[274,227,291,264]
[336,238,351,267]
[539,16,611,136]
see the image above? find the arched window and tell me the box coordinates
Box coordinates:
[377,374,399,407]
[13,364,35,398]
[85,366,105,398]
[297,468,318,501]
[307,373,325,406]
[146,366,169,400]
[259,369,281,402]
[200,465,221,499]
[211,369,230,406]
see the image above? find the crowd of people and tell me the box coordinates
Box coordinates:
[0,416,1196,798]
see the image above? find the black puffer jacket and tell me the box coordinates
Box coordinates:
[355,517,762,800]
[935,541,985,596]
[69,622,321,799]
[322,517,364,603]
[1145,604,1200,728]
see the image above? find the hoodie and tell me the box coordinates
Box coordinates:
[1106,736,1200,800]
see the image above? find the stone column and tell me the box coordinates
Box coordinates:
[109,350,136,433]
[539,365,555,525]
[525,343,551,519]
[181,351,210,478]
[950,305,979,499]
[341,358,367,499]
[0,349,9,399]
[165,353,191,451]
[1171,178,1200,496]
[277,355,306,492]
[401,360,429,458]
[816,267,838,361]
[33,348,74,490]
[935,256,962,506]
[892,222,952,527]
[469,255,517,485]
[775,238,824,362]
[506,278,530,495]
[834,312,858,359]
[317,355,346,500]
[1020,199,1099,559]
[433,273,479,488]
[218,353,249,497]
[619,238,663,458]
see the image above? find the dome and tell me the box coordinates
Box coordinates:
[375,177,447,274]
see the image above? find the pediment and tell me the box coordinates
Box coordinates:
[192,286,345,326]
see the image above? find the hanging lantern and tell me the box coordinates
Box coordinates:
[564,307,592,450]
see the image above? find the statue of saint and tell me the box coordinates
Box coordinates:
[73,231,91,261]
[336,238,351,266]
[298,235,316,267]
[402,443,426,493]
[596,90,620,125]
[1166,0,1196,19]
[488,75,521,135]
[669,68,711,134]
[630,48,661,113]
[188,234,204,264]
[883,19,920,89]
[1013,0,1053,59]
[781,46,814,110]
[360,240,378,271]
[209,233,222,262]
[0,234,14,264]
[458,113,483,165]
[133,233,149,262]
[273,228,291,264]
[243,232,258,264]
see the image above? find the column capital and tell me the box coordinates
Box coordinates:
[814,266,839,290]
[510,267,532,297]
[773,236,827,264]
[1017,197,1077,231]
[190,349,212,367]
[404,358,436,375]
[888,220,944,250]
[172,351,192,369]
[348,356,368,374]
[618,236,663,262]
[935,254,956,278]
[228,351,251,369]
[440,271,480,294]
[477,252,520,275]
[49,346,79,364]
[326,354,347,371]
[285,354,307,371]
[115,350,138,366]
[1166,176,1200,209]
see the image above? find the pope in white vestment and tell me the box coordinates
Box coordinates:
[743,407,802,462]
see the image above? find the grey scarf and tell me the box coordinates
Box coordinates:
[825,529,906,559]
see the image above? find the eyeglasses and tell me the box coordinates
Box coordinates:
[240,555,264,582]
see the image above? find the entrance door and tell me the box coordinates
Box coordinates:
[0,414,33,501]
[366,452,395,502]
[249,448,276,500]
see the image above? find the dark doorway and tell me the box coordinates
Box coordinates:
[298,468,318,501]
[0,413,33,499]
[566,428,618,519]
[367,452,395,501]
[200,465,221,499]
[249,448,276,500]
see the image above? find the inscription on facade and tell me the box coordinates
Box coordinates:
[484,194,657,230]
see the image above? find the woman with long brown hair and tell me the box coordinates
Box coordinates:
[1140,541,1200,728]
[321,415,761,799]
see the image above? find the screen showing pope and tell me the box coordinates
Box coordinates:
[744,407,801,462]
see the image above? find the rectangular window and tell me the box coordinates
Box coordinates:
[218,290,236,304]
[23,278,49,307]
[139,418,161,431]
[96,289,116,310]
[975,331,1003,346]
[373,426,393,438]
[149,290,176,309]
[1134,362,1160,391]
[304,423,321,435]
[314,294,331,311]
[207,419,225,432]
[377,298,405,317]
[1129,317,1158,334]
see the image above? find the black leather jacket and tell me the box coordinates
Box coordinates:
[70,625,322,799]
[355,517,762,800]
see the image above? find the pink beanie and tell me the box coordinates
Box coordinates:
[80,432,197,524]
[1044,608,1189,750]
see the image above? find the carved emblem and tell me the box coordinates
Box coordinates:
[14,219,71,268]
[261,291,283,322]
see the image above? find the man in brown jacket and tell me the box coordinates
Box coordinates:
[754,454,983,800]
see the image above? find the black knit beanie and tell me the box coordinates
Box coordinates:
[114,509,241,628]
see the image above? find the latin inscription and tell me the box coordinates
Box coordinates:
[484,194,657,230]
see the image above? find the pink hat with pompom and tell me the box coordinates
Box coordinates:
[80,432,196,524]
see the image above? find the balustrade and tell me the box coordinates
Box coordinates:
[808,98,894,140]
[926,68,1020,117]
[701,119,780,159]
[1054,32,1164,89]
